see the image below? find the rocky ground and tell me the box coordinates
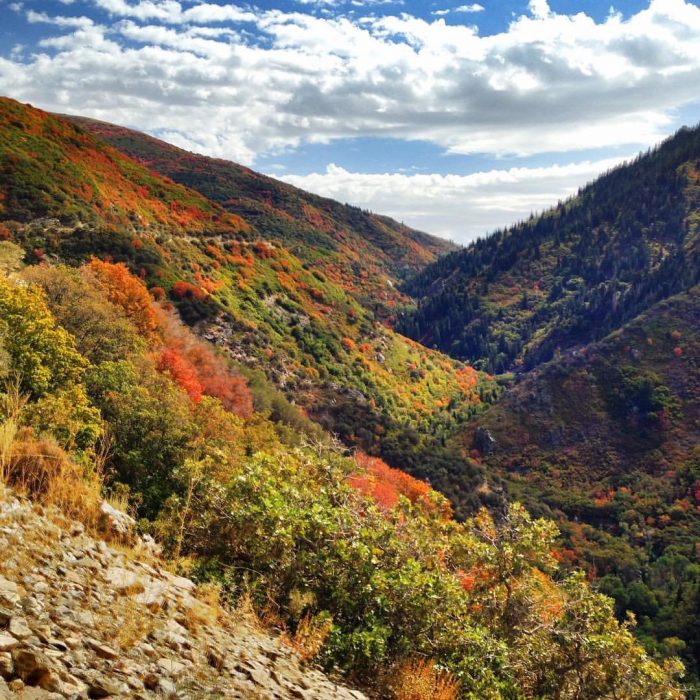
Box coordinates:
[0,490,368,699]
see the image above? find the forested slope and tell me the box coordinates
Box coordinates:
[399,125,700,373]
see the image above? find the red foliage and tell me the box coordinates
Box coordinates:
[673,346,683,358]
[155,309,253,418]
[349,452,432,512]
[254,241,275,259]
[171,280,207,301]
[157,349,203,402]
[150,286,166,301]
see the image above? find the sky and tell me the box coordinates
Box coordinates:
[1,0,700,243]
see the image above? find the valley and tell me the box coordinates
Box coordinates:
[0,95,696,698]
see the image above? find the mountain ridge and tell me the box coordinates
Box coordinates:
[399,124,700,372]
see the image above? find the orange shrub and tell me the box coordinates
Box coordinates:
[171,280,207,301]
[88,258,158,336]
[157,349,203,403]
[390,658,460,700]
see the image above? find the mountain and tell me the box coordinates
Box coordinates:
[398,126,700,373]
[0,98,243,235]
[0,97,497,516]
[462,286,700,683]
[64,114,456,317]
[0,95,686,698]
[0,254,681,699]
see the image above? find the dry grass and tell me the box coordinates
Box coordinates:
[111,594,158,651]
[390,658,461,700]
[0,379,26,487]
[4,428,103,527]
[181,581,226,636]
[281,612,333,664]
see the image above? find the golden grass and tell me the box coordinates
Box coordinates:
[281,612,333,664]
[4,428,103,528]
[390,658,461,700]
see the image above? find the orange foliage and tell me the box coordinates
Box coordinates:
[171,280,207,301]
[254,240,275,258]
[349,452,433,512]
[157,349,203,402]
[155,309,253,418]
[87,258,158,336]
[341,337,356,351]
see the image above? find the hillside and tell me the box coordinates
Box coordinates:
[463,286,700,685]
[0,252,683,699]
[0,98,497,514]
[0,98,244,235]
[64,114,456,316]
[0,489,368,699]
[399,125,700,373]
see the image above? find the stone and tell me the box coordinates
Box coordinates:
[82,671,124,698]
[103,567,144,594]
[157,657,186,677]
[98,502,136,543]
[0,578,20,608]
[143,672,159,690]
[0,635,18,653]
[0,607,13,626]
[0,652,12,679]
[9,617,32,640]
[11,648,60,691]
[86,640,118,661]
[158,678,177,696]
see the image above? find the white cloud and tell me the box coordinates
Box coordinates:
[92,0,256,24]
[278,157,629,243]
[455,4,485,12]
[27,10,95,28]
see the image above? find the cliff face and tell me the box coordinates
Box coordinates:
[0,489,367,700]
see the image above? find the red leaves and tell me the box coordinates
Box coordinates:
[350,452,432,511]
[171,280,207,301]
[157,349,203,403]
[155,309,253,417]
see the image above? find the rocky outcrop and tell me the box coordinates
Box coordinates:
[0,492,367,699]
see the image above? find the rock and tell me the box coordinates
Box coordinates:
[0,652,12,679]
[8,617,32,640]
[157,657,186,677]
[157,678,177,696]
[0,677,10,700]
[11,648,60,690]
[474,426,497,455]
[81,670,124,698]
[0,579,20,608]
[0,635,18,653]
[143,672,159,690]
[98,502,136,543]
[86,641,118,661]
[103,567,144,594]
